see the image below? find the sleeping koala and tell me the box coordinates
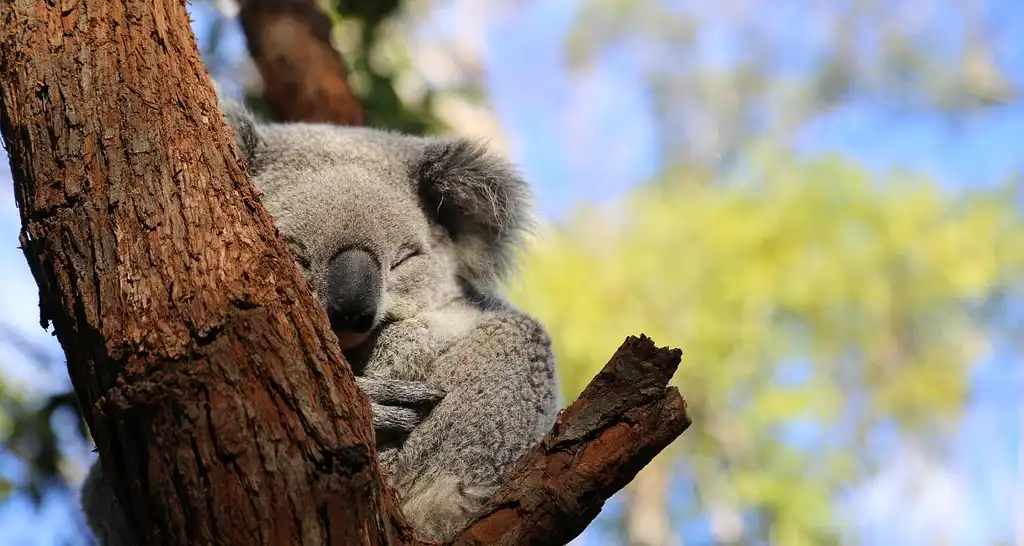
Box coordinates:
[80,97,561,544]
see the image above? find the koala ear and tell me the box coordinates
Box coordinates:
[217,94,263,168]
[416,138,536,287]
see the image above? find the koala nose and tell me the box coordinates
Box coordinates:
[325,249,381,334]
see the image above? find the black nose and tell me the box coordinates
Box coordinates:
[325,249,381,334]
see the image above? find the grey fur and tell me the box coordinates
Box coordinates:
[81,96,560,544]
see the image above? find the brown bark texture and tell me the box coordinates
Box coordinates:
[449,335,691,546]
[0,1,412,545]
[237,0,366,125]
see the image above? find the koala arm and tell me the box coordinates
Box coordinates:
[355,376,445,449]
[384,311,560,542]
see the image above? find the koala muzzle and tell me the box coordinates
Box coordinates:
[325,249,381,338]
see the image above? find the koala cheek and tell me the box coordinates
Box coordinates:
[388,277,433,315]
[383,293,416,322]
[378,291,403,320]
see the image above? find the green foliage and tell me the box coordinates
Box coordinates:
[508,150,1024,542]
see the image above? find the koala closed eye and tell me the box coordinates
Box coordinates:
[391,246,421,270]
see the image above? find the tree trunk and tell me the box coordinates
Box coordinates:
[237,0,365,125]
[0,1,410,544]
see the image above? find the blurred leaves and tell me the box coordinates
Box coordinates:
[509,150,1024,542]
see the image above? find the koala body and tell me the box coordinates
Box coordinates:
[80,97,561,544]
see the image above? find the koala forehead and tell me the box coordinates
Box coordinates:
[252,124,425,183]
[251,124,434,265]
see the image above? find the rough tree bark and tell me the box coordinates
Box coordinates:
[0,1,411,544]
[236,0,365,125]
[0,1,692,545]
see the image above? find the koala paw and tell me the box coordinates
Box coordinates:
[355,376,445,446]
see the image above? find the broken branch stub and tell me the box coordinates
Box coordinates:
[449,334,690,546]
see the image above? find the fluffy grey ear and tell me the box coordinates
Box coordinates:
[217,95,263,167]
[416,138,535,287]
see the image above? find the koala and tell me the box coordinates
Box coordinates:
[80,96,561,544]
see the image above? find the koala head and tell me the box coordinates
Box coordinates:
[220,99,534,350]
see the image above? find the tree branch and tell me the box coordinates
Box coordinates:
[449,335,690,546]
[237,0,365,125]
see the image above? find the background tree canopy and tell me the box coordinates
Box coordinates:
[510,150,1023,543]
[1,1,1022,544]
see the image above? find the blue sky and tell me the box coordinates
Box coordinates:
[0,1,1022,544]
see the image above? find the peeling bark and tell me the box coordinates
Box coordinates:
[237,0,365,125]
